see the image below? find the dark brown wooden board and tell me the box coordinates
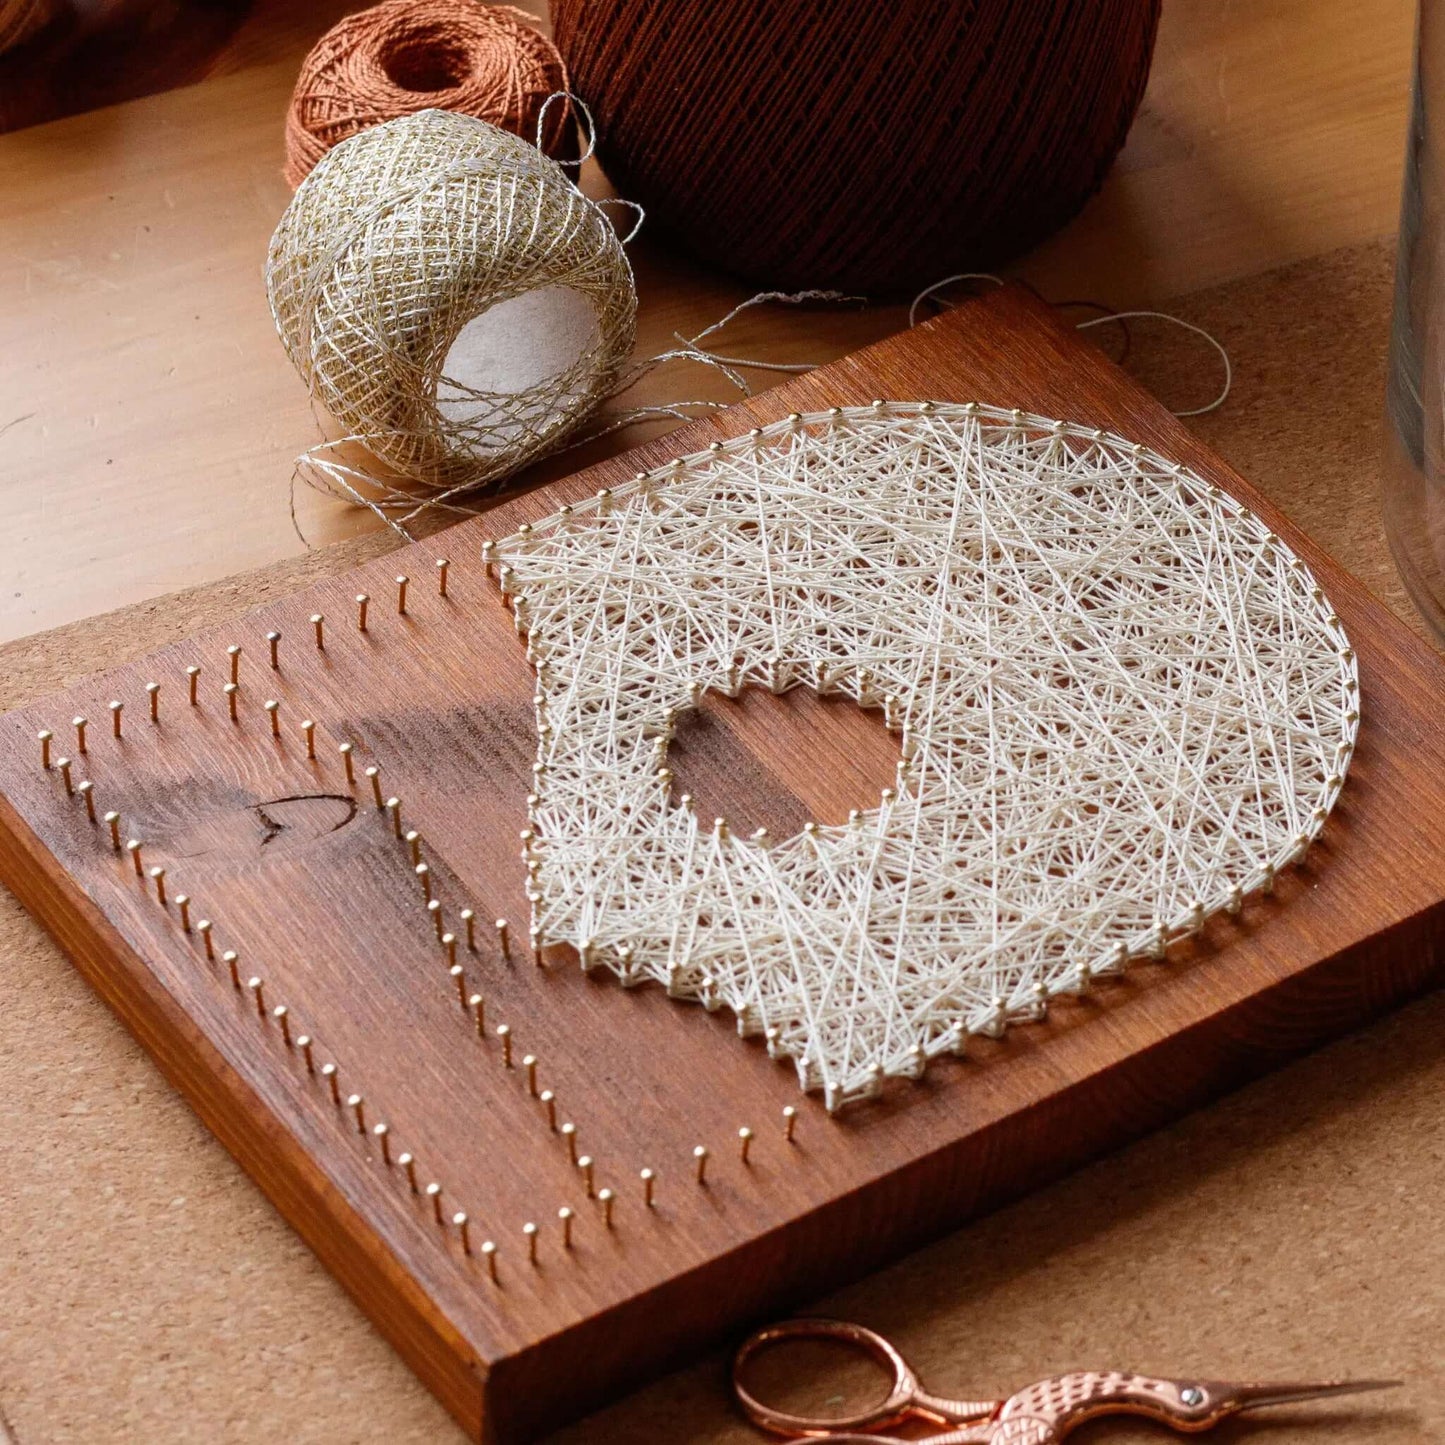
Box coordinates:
[3,286,1445,1443]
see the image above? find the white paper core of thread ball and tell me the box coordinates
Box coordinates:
[438,285,602,456]
[497,402,1360,1112]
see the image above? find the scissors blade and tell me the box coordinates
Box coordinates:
[1226,1378,1402,1412]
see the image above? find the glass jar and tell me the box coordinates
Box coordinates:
[1386,7,1445,639]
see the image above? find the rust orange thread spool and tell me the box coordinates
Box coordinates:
[284,0,575,189]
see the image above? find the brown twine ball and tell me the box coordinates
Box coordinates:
[552,0,1161,295]
[284,0,574,190]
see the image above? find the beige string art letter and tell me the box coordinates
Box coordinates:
[495,403,1359,1112]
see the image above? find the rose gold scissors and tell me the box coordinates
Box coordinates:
[733,1318,1399,1443]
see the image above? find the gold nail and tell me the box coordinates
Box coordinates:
[738,1127,753,1165]
[449,960,465,1007]
[400,1152,418,1192]
[38,729,52,769]
[396,575,408,614]
[267,630,281,669]
[197,919,214,960]
[274,1005,292,1047]
[298,1035,315,1074]
[248,976,266,1017]
[387,797,402,838]
[598,1187,616,1228]
[693,1145,708,1185]
[406,830,422,867]
[578,1156,595,1199]
[109,700,123,738]
[373,1122,391,1165]
[301,719,315,760]
[470,994,485,1037]
[339,742,355,786]
[561,1121,577,1164]
[356,593,369,632]
[227,644,241,686]
[783,1105,798,1143]
[436,558,450,597]
[531,927,545,967]
[443,933,458,972]
[348,1093,366,1134]
[265,700,279,737]
[496,918,510,961]
[523,1054,538,1097]
[482,1239,499,1283]
[641,1168,656,1208]
[497,1024,513,1068]
[146,682,160,722]
[367,765,383,808]
[126,836,142,874]
[427,1181,443,1224]
[558,1206,574,1249]
[187,666,200,706]
[105,810,121,851]
[461,908,476,950]
[524,1221,538,1265]
[321,1062,340,1105]
[223,953,240,990]
[149,865,166,907]
[58,757,74,795]
[311,613,325,649]
[539,1090,557,1131]
[177,894,191,931]
[73,716,87,753]
[78,780,96,823]
[224,683,239,722]
[455,1211,471,1254]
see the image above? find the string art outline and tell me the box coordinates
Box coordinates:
[493,402,1359,1112]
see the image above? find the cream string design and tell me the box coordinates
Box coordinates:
[494,402,1358,1112]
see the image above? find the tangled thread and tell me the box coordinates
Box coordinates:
[495,402,1359,1111]
[284,0,573,189]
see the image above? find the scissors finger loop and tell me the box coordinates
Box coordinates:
[733,1318,919,1436]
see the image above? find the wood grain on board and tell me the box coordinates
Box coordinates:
[1,286,1443,1442]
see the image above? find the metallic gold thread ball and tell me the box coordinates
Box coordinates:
[266,109,636,496]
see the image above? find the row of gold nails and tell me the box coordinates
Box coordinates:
[35,553,810,1262]
[107,821,526,1281]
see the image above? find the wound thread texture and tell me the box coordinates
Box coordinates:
[267,109,636,496]
[552,0,1161,293]
[285,0,573,189]
[0,0,53,55]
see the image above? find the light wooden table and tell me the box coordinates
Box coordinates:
[0,0,1415,646]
